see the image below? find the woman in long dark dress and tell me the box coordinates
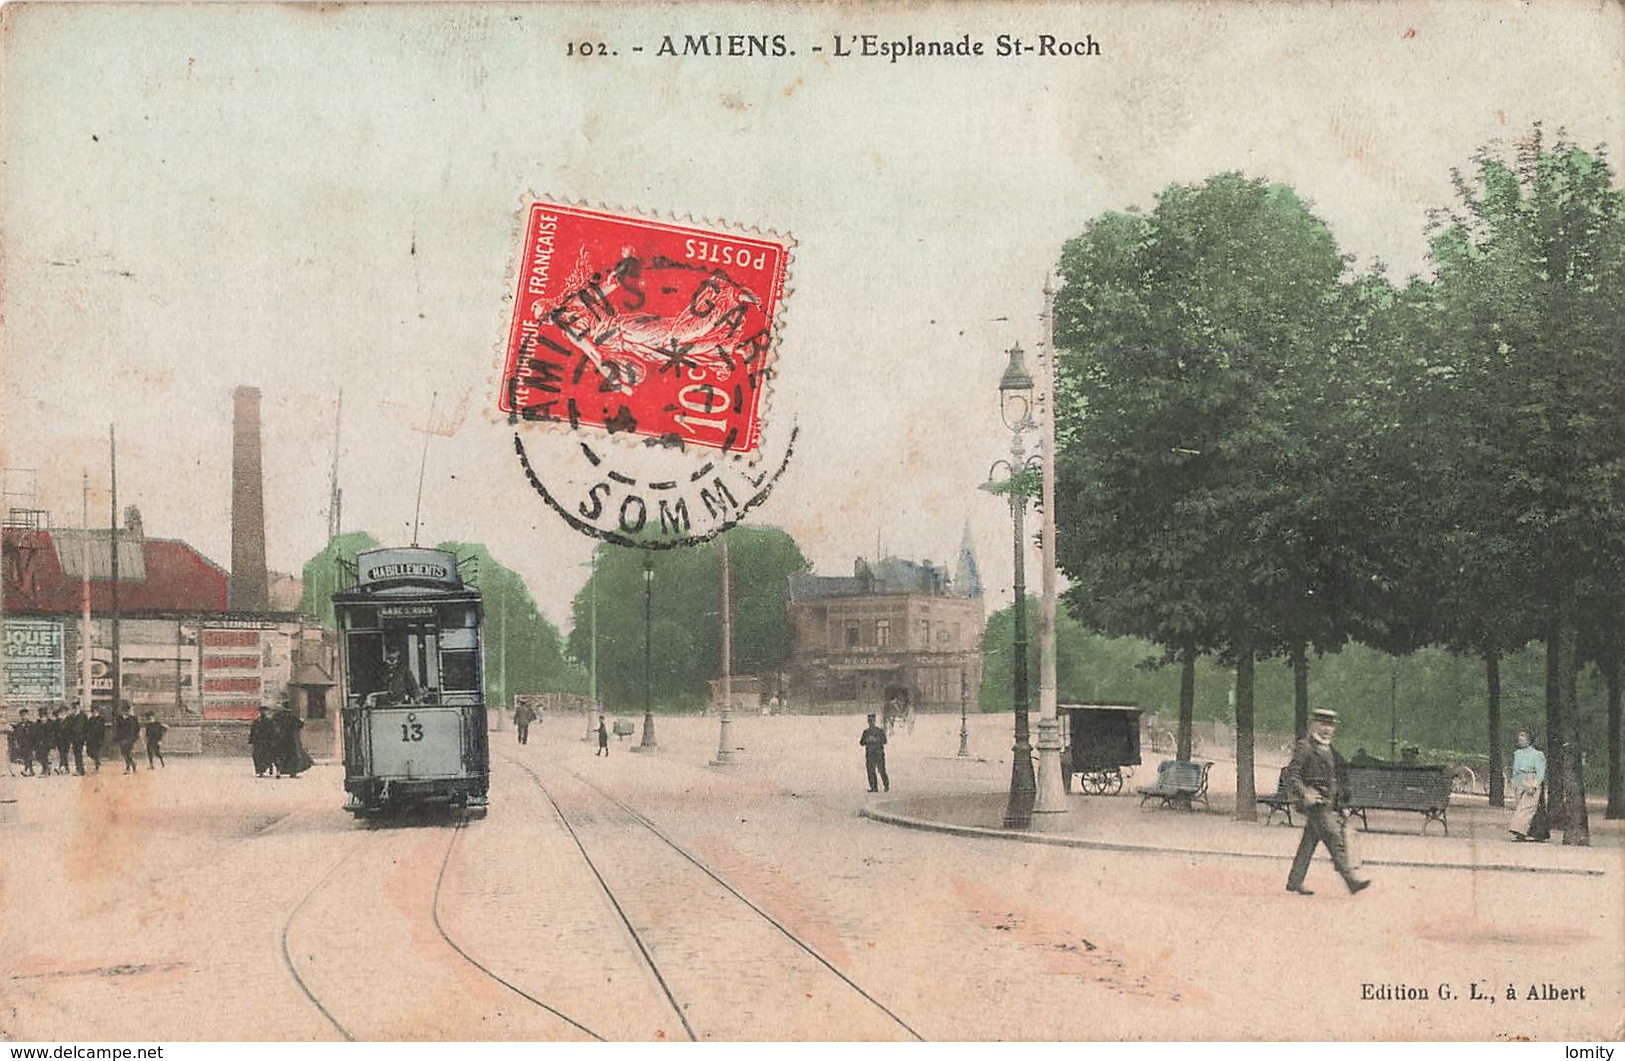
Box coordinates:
[249,706,276,777]
[273,706,314,778]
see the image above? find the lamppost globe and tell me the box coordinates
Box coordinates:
[999,342,1036,431]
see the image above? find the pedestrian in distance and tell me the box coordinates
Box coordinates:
[1508,726,1550,842]
[860,712,889,792]
[143,712,167,769]
[514,700,537,745]
[1284,707,1371,897]
[84,707,106,773]
[8,708,32,776]
[114,703,141,774]
[52,706,72,774]
[37,707,61,776]
[248,705,276,777]
[66,703,88,775]
[596,715,609,756]
[273,705,314,778]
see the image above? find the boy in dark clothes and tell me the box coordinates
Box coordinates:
[143,712,167,769]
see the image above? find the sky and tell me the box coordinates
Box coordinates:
[2,0,1622,631]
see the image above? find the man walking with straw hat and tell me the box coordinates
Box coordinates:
[1285,707,1372,897]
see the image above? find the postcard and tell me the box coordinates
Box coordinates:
[1,0,1620,1045]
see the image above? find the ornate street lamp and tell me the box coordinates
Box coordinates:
[639,554,658,751]
[986,342,1038,829]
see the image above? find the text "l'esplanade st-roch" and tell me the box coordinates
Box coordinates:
[829,33,1102,60]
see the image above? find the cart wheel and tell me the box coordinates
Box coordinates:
[1107,770,1124,795]
[1082,771,1109,795]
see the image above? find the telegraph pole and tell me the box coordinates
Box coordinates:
[1031,275,1070,827]
[713,536,736,766]
[81,473,93,711]
[109,425,121,713]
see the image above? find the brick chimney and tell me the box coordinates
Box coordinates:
[229,386,269,611]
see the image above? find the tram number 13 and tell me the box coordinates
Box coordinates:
[400,713,425,742]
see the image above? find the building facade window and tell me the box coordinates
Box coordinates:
[844,620,861,649]
[876,619,890,648]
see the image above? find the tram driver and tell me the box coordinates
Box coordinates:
[381,644,422,705]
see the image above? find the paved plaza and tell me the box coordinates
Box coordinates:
[2,711,1620,1042]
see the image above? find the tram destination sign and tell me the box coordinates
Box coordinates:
[378,604,438,618]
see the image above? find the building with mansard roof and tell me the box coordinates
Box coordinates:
[784,550,984,714]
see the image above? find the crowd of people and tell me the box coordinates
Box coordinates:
[6,700,317,780]
[5,701,165,777]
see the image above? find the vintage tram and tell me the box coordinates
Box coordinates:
[333,546,489,815]
[1060,702,1143,795]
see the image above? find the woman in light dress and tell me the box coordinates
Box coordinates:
[1508,726,1547,842]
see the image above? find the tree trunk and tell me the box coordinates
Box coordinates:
[1608,648,1623,820]
[1177,641,1195,762]
[1291,641,1308,742]
[1233,654,1257,822]
[1545,623,1567,823]
[1554,587,1590,845]
[1486,650,1504,808]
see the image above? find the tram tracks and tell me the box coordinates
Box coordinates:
[279,811,604,1041]
[507,752,925,1042]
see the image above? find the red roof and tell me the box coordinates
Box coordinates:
[2,527,228,615]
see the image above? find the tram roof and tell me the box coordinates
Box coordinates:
[333,581,480,602]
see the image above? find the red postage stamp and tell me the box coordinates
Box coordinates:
[501,202,790,454]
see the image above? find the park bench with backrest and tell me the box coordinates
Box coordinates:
[1342,764,1453,834]
[1258,765,1295,826]
[1137,758,1212,810]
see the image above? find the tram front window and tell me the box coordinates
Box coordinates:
[349,630,437,705]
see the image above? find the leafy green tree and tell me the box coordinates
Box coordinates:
[979,596,1109,710]
[1054,173,1355,819]
[299,531,381,626]
[1422,128,1625,843]
[567,526,810,713]
[435,541,587,707]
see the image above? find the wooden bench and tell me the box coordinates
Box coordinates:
[1258,766,1295,826]
[1137,758,1212,810]
[1343,765,1452,834]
